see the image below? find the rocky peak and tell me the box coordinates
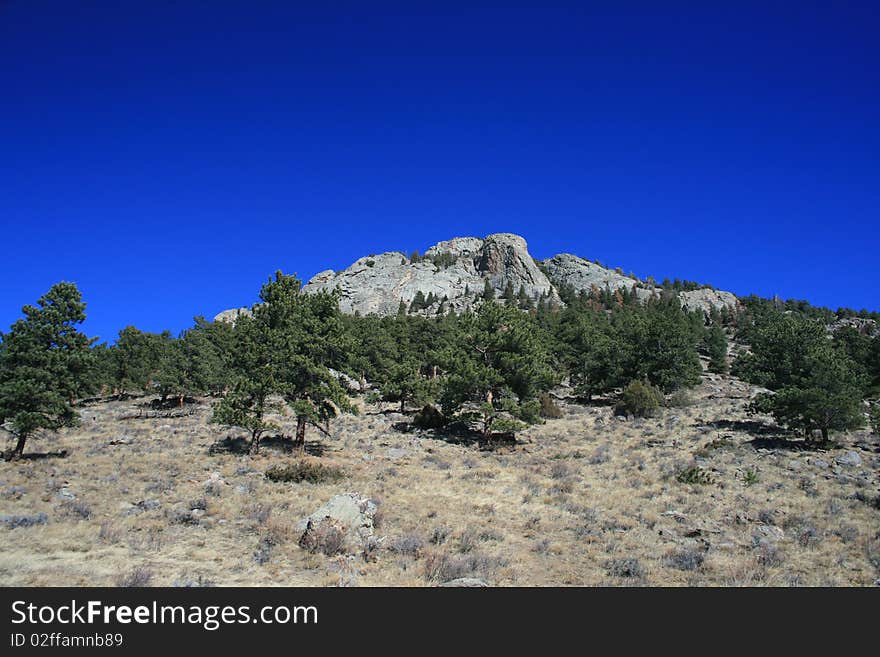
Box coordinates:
[214,232,740,321]
[299,233,557,317]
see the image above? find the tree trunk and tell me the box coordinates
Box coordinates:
[13,433,28,459]
[400,398,405,414]
[249,430,261,455]
[295,415,307,454]
[821,427,829,443]
[178,393,184,408]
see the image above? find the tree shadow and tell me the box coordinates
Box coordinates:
[143,396,200,410]
[705,419,786,437]
[391,420,519,450]
[208,434,328,456]
[705,419,837,451]
[3,449,69,462]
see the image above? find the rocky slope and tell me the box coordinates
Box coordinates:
[216,232,739,320]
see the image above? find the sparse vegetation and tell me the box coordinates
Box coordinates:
[265,461,346,484]
[1,257,878,588]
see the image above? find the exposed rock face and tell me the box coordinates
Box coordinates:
[678,288,739,315]
[213,307,251,324]
[301,233,557,316]
[831,317,878,337]
[542,253,653,301]
[541,253,739,314]
[215,232,740,320]
[296,493,378,555]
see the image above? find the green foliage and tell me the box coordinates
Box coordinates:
[212,272,355,454]
[558,296,702,398]
[742,468,759,486]
[0,282,95,457]
[265,461,345,484]
[409,290,428,313]
[381,360,439,413]
[439,302,556,438]
[614,380,663,418]
[482,279,495,301]
[704,324,729,374]
[676,466,716,485]
[111,326,165,395]
[739,311,867,441]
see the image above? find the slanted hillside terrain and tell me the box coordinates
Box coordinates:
[1,366,878,587]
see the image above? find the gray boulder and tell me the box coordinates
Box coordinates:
[296,493,378,554]
[836,451,862,467]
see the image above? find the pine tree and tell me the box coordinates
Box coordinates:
[409,291,427,313]
[440,302,555,439]
[502,281,515,305]
[704,324,729,374]
[751,342,865,442]
[482,279,495,301]
[0,282,95,459]
[382,360,438,413]
[212,272,355,454]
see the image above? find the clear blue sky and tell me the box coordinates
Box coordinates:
[2,1,878,342]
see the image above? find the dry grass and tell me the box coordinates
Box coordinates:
[0,370,878,586]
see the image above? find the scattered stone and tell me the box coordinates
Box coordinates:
[439,577,489,587]
[835,451,862,468]
[57,487,76,501]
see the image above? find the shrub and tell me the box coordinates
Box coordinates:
[0,513,48,529]
[665,549,705,571]
[614,380,663,418]
[676,466,716,485]
[413,404,446,429]
[115,566,153,587]
[265,461,345,484]
[421,551,505,583]
[539,393,563,419]
[606,557,644,579]
[388,533,425,557]
[665,389,693,408]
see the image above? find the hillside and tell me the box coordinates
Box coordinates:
[1,368,878,587]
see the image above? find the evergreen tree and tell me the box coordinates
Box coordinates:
[112,326,163,395]
[382,359,438,413]
[409,290,427,313]
[0,282,95,458]
[482,279,495,301]
[704,324,729,374]
[737,311,867,441]
[212,272,355,454]
[440,303,555,439]
[502,281,515,305]
[751,342,865,442]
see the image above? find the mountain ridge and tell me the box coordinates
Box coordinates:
[216,232,738,321]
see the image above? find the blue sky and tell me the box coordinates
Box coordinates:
[1,1,878,342]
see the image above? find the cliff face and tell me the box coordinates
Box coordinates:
[301,233,558,316]
[215,232,739,320]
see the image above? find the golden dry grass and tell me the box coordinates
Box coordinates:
[1,371,878,587]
